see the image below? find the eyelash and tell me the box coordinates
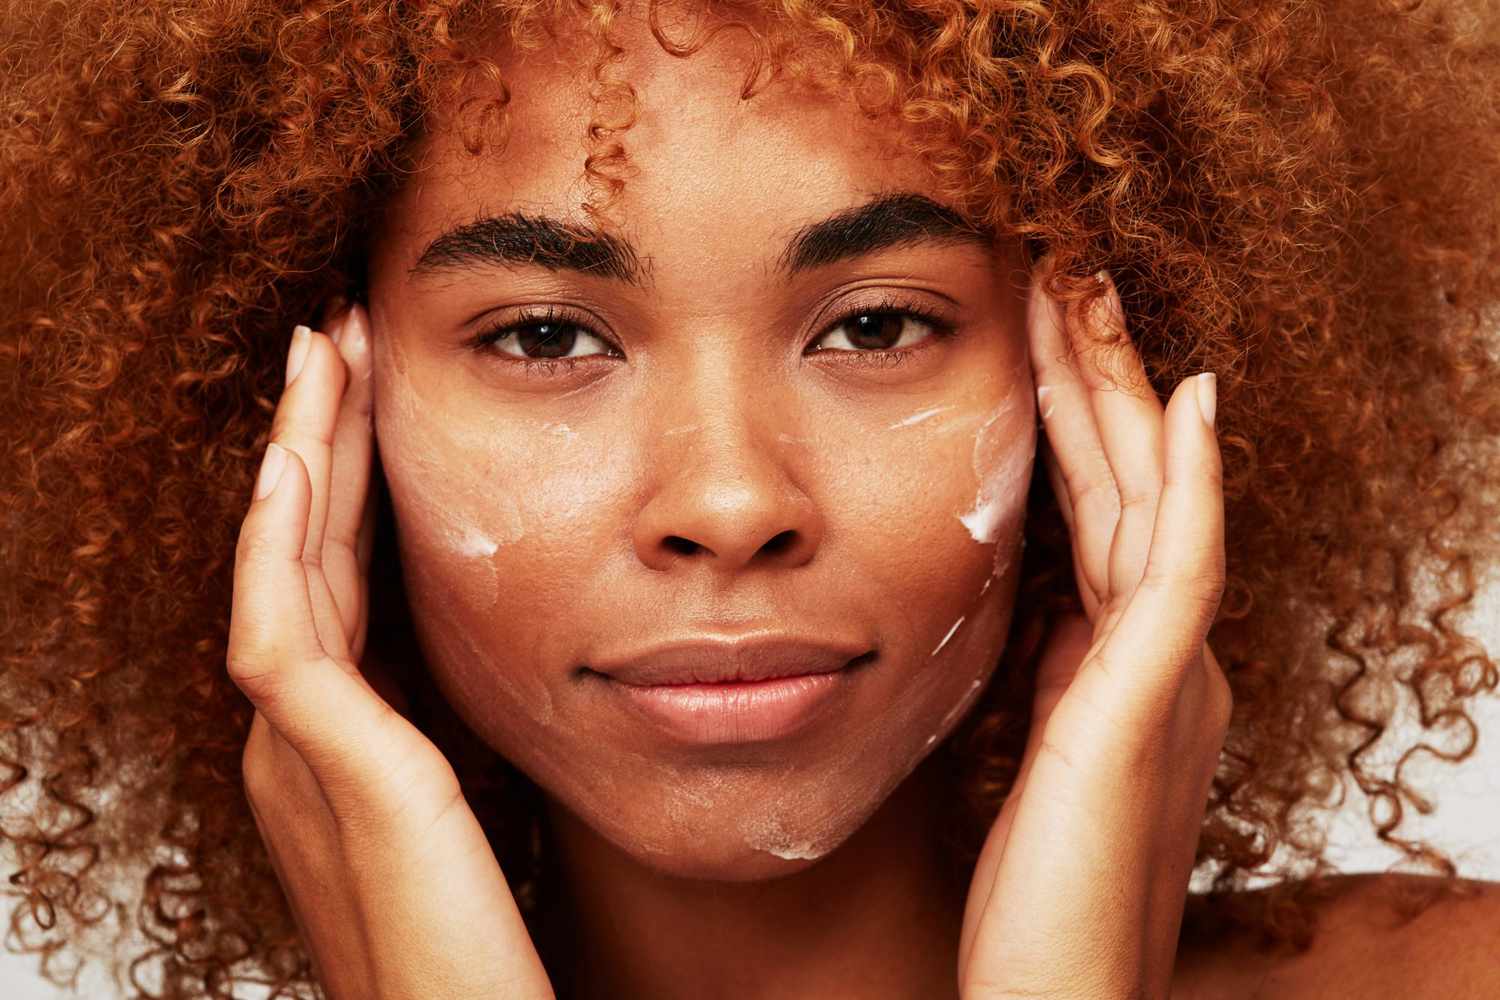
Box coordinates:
[464,293,959,379]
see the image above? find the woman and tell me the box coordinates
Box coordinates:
[4,0,1500,997]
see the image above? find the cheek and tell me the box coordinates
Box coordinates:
[370,334,600,720]
[372,329,635,612]
[866,383,1038,766]
[373,384,546,730]
[960,390,1038,578]
[374,365,524,615]
[848,384,1036,601]
[372,358,650,743]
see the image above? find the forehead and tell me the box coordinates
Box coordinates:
[376,6,950,272]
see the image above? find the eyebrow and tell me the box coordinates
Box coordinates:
[407,191,997,286]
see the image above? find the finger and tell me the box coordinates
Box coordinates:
[228,446,391,780]
[1091,371,1224,709]
[273,322,353,657]
[1067,272,1166,602]
[272,323,349,584]
[230,443,325,697]
[321,303,374,656]
[1029,259,1118,614]
[356,480,377,581]
[1038,420,1072,533]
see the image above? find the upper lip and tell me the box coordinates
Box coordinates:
[591,634,871,686]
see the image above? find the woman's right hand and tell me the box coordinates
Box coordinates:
[226,304,555,1000]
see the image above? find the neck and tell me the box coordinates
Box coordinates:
[535,752,965,1000]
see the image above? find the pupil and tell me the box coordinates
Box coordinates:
[518,323,575,359]
[846,313,902,350]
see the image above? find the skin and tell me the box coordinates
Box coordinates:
[1170,874,1500,1000]
[363,11,1030,996]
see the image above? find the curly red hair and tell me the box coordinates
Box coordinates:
[4,0,1500,994]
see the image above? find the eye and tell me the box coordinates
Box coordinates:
[472,307,617,362]
[813,311,942,352]
[808,296,957,363]
[465,305,622,378]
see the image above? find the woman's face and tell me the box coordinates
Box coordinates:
[366,11,1036,879]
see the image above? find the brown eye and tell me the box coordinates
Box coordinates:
[813,311,943,353]
[841,313,910,350]
[473,314,616,361]
[509,321,584,359]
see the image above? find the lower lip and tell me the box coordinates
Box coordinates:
[608,671,851,744]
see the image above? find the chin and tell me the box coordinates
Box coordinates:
[544,753,909,883]
[606,817,865,883]
[637,837,837,883]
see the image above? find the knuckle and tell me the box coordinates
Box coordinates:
[1196,562,1227,604]
[1071,477,1119,514]
[268,401,296,441]
[1141,554,1225,614]
[223,644,257,683]
[225,648,284,705]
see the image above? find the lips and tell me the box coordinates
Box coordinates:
[589,634,873,687]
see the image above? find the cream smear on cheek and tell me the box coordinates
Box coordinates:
[728,360,1037,862]
[372,323,557,723]
[919,357,1037,740]
[378,330,526,605]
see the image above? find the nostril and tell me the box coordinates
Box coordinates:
[663,536,699,555]
[761,530,796,555]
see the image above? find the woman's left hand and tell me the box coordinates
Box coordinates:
[957,264,1232,1000]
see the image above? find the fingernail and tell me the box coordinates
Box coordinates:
[286,325,312,386]
[1196,372,1217,428]
[343,302,369,356]
[328,313,348,347]
[255,442,288,500]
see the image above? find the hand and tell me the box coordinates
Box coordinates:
[956,264,1231,999]
[226,304,555,1000]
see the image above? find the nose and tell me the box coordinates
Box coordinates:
[633,397,824,575]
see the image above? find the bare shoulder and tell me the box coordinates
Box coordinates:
[1171,872,1500,1000]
